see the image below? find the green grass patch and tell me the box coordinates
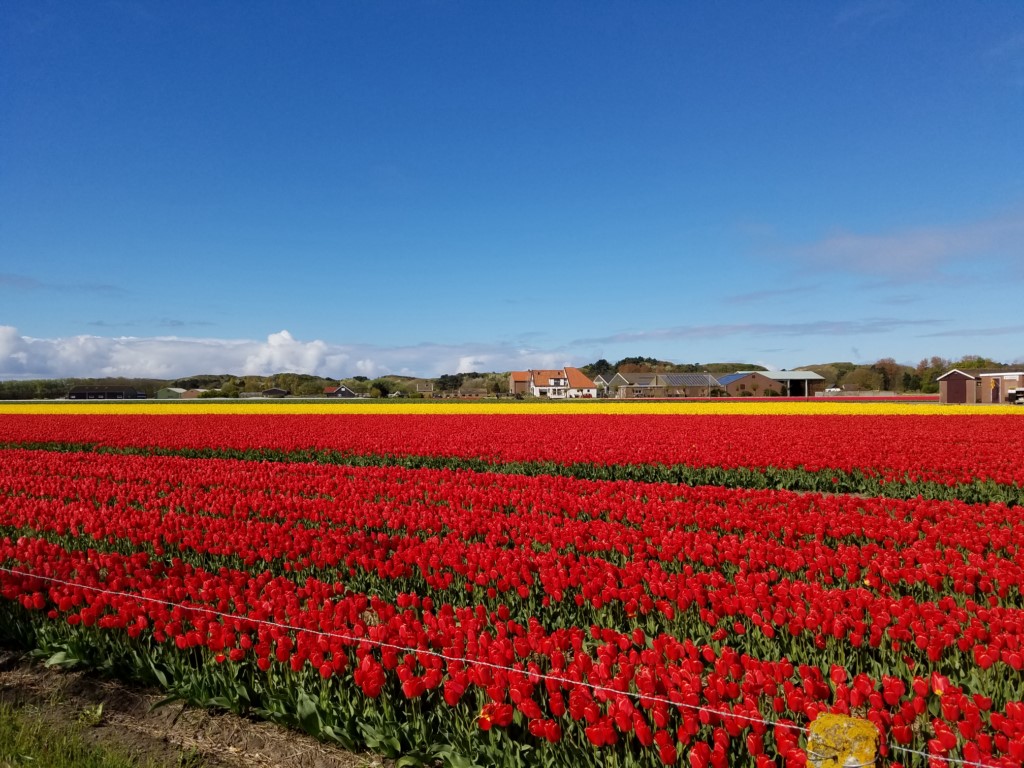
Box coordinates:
[0,700,189,768]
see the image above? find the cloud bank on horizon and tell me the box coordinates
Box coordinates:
[0,327,570,380]
[2,323,1021,381]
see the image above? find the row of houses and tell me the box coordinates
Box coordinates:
[67,385,146,400]
[65,369,1022,403]
[507,368,827,399]
[67,386,297,400]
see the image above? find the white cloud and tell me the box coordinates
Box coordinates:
[0,327,572,380]
[794,209,1024,277]
[919,324,1024,339]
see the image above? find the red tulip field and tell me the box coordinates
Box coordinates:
[1,409,1022,766]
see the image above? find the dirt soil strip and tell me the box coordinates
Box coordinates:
[0,651,390,768]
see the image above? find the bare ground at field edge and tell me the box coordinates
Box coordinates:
[0,650,390,768]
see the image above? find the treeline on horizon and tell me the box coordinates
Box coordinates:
[0,354,1016,400]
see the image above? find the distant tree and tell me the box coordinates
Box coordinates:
[843,367,884,392]
[583,359,614,378]
[916,357,949,394]
[436,374,465,392]
[902,371,922,392]
[459,376,488,396]
[0,381,34,400]
[801,362,857,388]
[368,378,391,398]
[956,355,1002,370]
[296,380,325,396]
[342,378,370,395]
[916,356,949,377]
[871,358,902,391]
[615,356,668,372]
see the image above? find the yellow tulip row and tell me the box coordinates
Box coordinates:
[0,400,1021,416]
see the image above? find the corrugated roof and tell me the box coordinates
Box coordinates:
[616,372,659,386]
[748,371,825,381]
[660,373,719,388]
[717,373,747,386]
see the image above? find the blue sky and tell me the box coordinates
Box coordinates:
[2,1,1023,379]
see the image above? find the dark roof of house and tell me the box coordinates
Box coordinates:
[616,372,659,386]
[324,386,356,396]
[661,373,720,388]
[68,385,141,395]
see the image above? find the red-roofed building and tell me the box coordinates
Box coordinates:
[508,370,531,396]
[564,367,597,398]
[530,370,567,397]
[508,368,596,398]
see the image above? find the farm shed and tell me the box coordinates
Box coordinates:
[612,372,661,398]
[979,372,1024,404]
[508,371,530,396]
[67,386,145,400]
[937,369,982,404]
[658,373,720,397]
[935,369,1024,404]
[158,388,210,399]
[717,371,780,397]
[156,387,188,399]
[741,370,825,397]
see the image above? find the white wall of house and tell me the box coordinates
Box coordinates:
[567,386,597,398]
[530,375,568,398]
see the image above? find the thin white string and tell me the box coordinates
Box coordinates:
[0,565,1005,768]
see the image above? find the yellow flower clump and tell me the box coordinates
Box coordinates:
[0,400,1020,416]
